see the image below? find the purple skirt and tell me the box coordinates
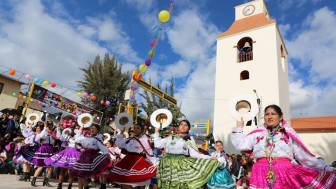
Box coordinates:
[14,145,38,164]
[44,147,80,169]
[71,149,111,178]
[32,144,56,167]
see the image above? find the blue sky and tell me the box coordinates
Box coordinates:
[0,0,335,121]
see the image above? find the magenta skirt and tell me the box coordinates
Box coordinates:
[249,158,336,189]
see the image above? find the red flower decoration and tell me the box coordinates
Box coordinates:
[256,136,264,144]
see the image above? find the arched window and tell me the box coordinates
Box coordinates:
[237,37,253,62]
[240,70,249,80]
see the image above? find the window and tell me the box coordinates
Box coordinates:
[280,45,285,58]
[0,82,4,94]
[240,70,249,80]
[237,37,253,62]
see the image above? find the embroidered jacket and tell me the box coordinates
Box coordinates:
[231,122,333,172]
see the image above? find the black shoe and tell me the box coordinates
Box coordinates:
[43,178,52,187]
[19,172,30,181]
[26,173,31,182]
[31,177,37,187]
[99,183,106,189]
[84,186,90,189]
[18,173,26,181]
[67,183,72,189]
[57,182,63,189]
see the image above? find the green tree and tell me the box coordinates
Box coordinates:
[78,53,130,128]
[139,79,184,126]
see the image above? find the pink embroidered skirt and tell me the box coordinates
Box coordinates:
[249,157,336,189]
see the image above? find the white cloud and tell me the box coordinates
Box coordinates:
[167,9,218,62]
[289,80,336,117]
[287,7,336,117]
[176,58,216,121]
[287,7,336,83]
[162,60,192,79]
[86,16,141,63]
[0,0,138,102]
[289,80,320,114]
[0,0,105,85]
[164,9,218,121]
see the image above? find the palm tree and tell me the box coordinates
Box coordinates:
[78,53,130,128]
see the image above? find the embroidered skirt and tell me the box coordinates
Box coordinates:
[157,154,219,189]
[109,153,156,186]
[13,145,38,164]
[71,149,111,178]
[249,157,336,189]
[32,144,55,167]
[44,147,80,169]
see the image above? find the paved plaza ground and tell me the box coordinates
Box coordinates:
[0,174,120,189]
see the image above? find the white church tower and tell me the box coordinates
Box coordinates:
[213,0,290,152]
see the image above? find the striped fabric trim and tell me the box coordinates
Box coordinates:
[111,165,157,176]
[73,154,108,171]
[303,171,336,189]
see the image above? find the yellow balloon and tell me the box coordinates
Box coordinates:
[76,92,82,97]
[148,49,155,58]
[139,64,148,73]
[158,10,170,23]
[42,80,49,86]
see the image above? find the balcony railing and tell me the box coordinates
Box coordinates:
[238,51,253,62]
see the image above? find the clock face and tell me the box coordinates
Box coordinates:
[243,5,255,16]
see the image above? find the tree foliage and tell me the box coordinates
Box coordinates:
[78,54,130,126]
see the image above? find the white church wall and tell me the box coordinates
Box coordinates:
[214,24,287,153]
[297,132,336,164]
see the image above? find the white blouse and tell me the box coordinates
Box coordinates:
[24,135,36,145]
[21,127,34,138]
[152,133,210,159]
[231,127,333,172]
[116,134,153,155]
[34,128,55,145]
[75,134,109,154]
[210,151,227,167]
[116,134,157,164]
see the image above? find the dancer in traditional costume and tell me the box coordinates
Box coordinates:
[14,122,37,181]
[207,140,235,189]
[44,126,80,189]
[105,137,124,163]
[152,120,219,189]
[109,122,157,189]
[31,121,57,187]
[231,104,336,189]
[71,125,111,189]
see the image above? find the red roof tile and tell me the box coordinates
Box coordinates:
[291,116,336,132]
[217,13,275,38]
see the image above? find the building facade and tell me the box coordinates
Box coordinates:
[213,0,290,152]
[0,74,23,111]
